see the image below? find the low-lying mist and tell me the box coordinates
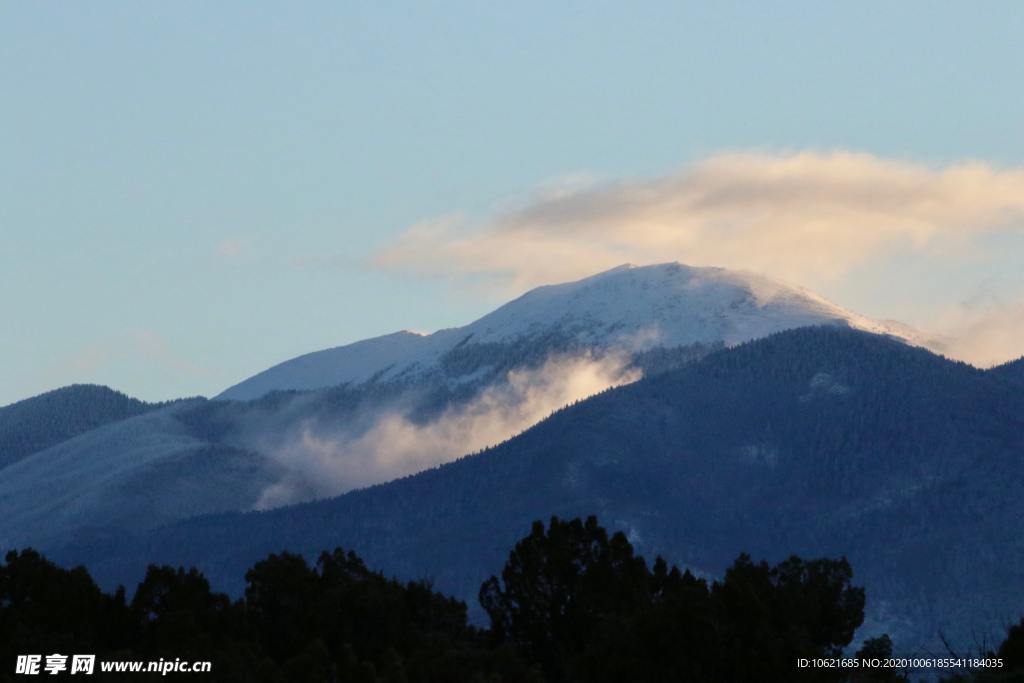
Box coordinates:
[251,352,641,510]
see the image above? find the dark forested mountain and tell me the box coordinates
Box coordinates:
[54,327,1024,651]
[0,336,721,551]
[991,357,1024,388]
[0,384,156,470]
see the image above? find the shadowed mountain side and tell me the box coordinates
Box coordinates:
[0,384,159,470]
[990,357,1024,388]
[55,327,1024,650]
[2,263,929,546]
[0,339,717,551]
[0,403,283,549]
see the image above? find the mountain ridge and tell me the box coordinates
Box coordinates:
[55,326,1024,650]
[990,356,1024,387]
[218,262,922,401]
[0,384,158,470]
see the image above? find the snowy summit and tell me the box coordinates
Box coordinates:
[218,263,919,400]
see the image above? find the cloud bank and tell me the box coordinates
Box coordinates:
[372,150,1024,364]
[932,299,1024,368]
[375,151,1024,290]
[254,353,640,508]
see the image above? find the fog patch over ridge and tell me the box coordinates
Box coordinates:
[253,352,641,509]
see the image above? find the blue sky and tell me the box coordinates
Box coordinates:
[2,1,1023,406]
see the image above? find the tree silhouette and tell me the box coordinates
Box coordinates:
[482,516,867,682]
[0,518,919,682]
[480,516,650,680]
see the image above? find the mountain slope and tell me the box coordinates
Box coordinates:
[58,327,1024,649]
[10,263,923,548]
[991,357,1024,388]
[218,263,919,400]
[0,401,282,549]
[0,385,156,470]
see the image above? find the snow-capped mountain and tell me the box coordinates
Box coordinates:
[64,327,1024,652]
[219,262,919,400]
[0,263,924,555]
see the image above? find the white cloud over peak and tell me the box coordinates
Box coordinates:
[373,150,1024,292]
[371,150,1024,365]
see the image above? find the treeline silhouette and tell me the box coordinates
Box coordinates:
[2,517,1022,682]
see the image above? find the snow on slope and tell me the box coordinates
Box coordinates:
[0,402,281,550]
[218,263,920,401]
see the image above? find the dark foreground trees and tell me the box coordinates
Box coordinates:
[940,617,1024,683]
[480,516,866,682]
[0,547,534,683]
[2,516,1021,682]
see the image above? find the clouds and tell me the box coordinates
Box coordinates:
[373,151,1024,294]
[370,150,1024,365]
[932,298,1024,368]
[253,352,640,509]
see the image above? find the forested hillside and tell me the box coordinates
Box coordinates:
[7,518,963,682]
[55,327,1024,650]
[0,385,156,470]
[990,357,1024,388]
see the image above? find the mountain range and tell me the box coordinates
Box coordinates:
[47,326,1024,651]
[2,263,1020,651]
[0,263,921,549]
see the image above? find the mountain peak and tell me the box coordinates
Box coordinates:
[217,264,920,400]
[470,261,911,349]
